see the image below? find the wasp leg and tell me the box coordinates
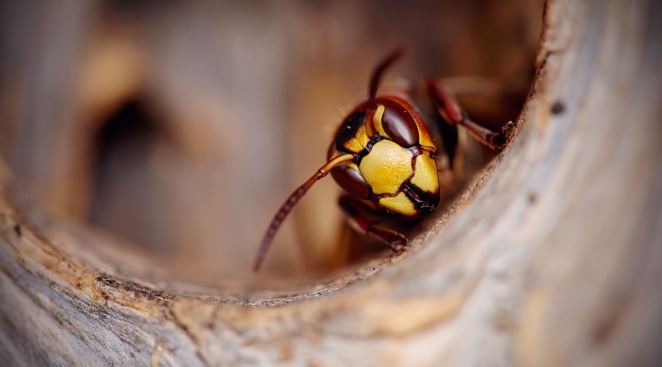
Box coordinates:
[426,78,510,150]
[339,195,407,255]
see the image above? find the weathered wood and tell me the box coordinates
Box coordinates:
[1,0,661,365]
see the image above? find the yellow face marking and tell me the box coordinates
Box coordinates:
[355,124,369,147]
[417,124,435,149]
[372,105,388,137]
[410,154,439,194]
[343,125,370,153]
[379,192,416,216]
[359,140,413,195]
[344,138,363,152]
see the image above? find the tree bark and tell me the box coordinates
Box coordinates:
[1,0,661,366]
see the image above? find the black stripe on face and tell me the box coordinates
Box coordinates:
[402,181,439,215]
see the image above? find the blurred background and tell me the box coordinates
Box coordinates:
[0,0,543,285]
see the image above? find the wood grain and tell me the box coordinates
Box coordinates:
[1,0,661,365]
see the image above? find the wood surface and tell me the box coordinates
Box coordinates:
[1,0,661,366]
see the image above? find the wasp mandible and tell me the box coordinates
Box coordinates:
[253,47,510,271]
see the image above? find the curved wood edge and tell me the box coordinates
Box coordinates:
[1,0,661,365]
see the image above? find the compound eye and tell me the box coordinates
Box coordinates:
[331,165,371,199]
[382,106,419,147]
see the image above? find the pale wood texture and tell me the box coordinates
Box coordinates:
[1,0,661,366]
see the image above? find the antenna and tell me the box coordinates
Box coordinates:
[368,46,409,100]
[253,154,354,271]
